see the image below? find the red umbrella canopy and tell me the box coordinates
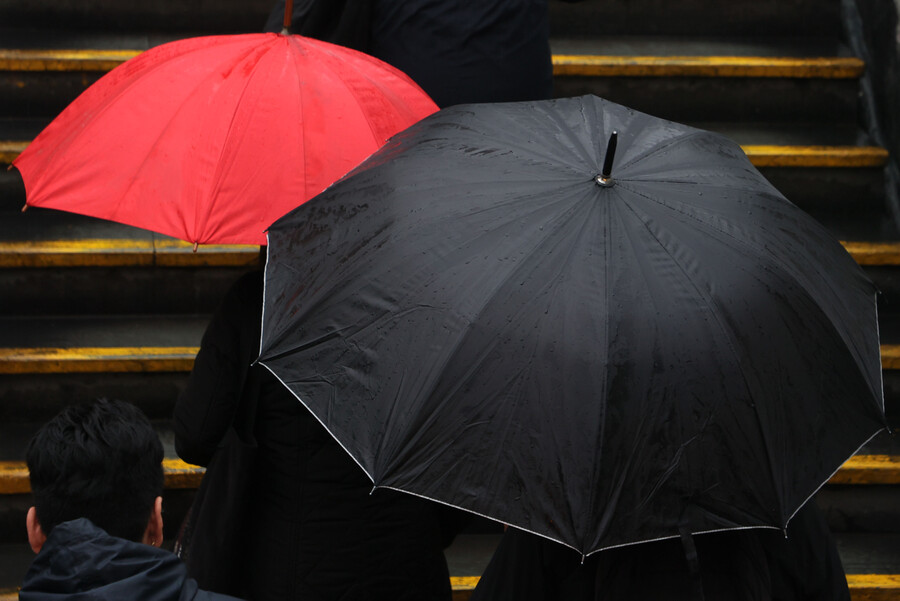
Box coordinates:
[12,33,438,246]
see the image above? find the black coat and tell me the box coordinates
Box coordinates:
[20,519,241,601]
[174,271,461,601]
[470,503,849,601]
[264,0,554,108]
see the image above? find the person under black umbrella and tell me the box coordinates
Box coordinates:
[469,502,848,601]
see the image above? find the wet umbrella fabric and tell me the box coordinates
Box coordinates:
[258,95,887,556]
[12,33,437,246]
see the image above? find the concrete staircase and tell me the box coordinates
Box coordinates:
[1,0,899,597]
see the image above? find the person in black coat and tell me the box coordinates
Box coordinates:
[21,399,242,601]
[469,502,849,601]
[264,0,561,108]
[174,268,462,601]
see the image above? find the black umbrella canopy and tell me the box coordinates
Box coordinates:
[259,95,886,555]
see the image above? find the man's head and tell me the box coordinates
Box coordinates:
[25,399,164,551]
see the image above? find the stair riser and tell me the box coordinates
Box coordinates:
[0,373,188,423]
[1,370,897,425]
[820,486,900,534]
[0,0,272,33]
[553,77,860,124]
[0,0,843,37]
[549,0,842,37]
[0,267,251,314]
[0,72,862,124]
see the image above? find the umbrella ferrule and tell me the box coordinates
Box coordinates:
[595,174,616,188]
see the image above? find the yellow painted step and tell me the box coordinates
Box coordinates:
[0,49,865,79]
[0,347,198,374]
[2,344,899,375]
[0,454,894,495]
[2,140,887,169]
[0,458,203,494]
[0,239,260,268]
[0,49,141,71]
[1,239,897,271]
[1,576,898,601]
[553,55,866,78]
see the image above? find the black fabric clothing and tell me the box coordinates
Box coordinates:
[471,503,849,601]
[367,0,553,107]
[264,0,554,108]
[174,270,460,601]
[20,518,240,601]
[470,528,771,601]
[763,503,851,601]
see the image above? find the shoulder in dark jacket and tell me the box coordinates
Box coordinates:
[20,518,244,601]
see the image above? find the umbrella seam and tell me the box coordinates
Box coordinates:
[616,193,785,525]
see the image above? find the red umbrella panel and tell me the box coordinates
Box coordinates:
[12,33,438,246]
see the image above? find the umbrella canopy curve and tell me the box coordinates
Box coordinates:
[258,95,887,556]
[13,33,438,246]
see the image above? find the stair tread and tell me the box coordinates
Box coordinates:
[0,534,899,597]
[0,34,864,78]
[0,453,897,495]
[0,120,884,153]
[2,217,898,265]
[0,31,855,56]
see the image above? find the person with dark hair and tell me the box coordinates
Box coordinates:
[20,398,243,601]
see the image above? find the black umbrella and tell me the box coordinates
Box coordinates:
[258,95,887,556]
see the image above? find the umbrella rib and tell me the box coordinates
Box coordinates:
[615,194,785,524]
[616,129,710,174]
[110,40,270,243]
[196,42,278,243]
[624,178,884,414]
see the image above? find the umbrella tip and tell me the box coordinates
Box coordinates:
[596,130,618,188]
[192,242,199,253]
[21,203,28,212]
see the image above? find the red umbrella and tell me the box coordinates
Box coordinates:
[12,31,437,246]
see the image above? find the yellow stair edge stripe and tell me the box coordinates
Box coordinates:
[882,345,900,370]
[551,55,865,78]
[2,141,887,169]
[2,455,896,495]
[0,239,896,270]
[0,49,865,78]
[0,49,142,71]
[0,575,898,601]
[844,242,900,266]
[0,572,894,598]
[0,347,199,374]
[0,140,27,164]
[829,455,900,485]
[0,459,204,494]
[0,239,260,268]
[743,145,888,168]
[3,345,900,375]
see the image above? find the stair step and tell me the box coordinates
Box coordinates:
[0,458,201,495]
[1,236,897,271]
[552,55,864,79]
[0,454,896,496]
[1,575,897,601]
[1,346,899,375]
[547,0,842,38]
[0,38,867,122]
[0,238,259,268]
[0,46,866,78]
[1,140,888,171]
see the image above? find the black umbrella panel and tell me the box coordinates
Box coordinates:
[258,95,887,556]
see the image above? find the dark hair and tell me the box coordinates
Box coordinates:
[25,399,164,541]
